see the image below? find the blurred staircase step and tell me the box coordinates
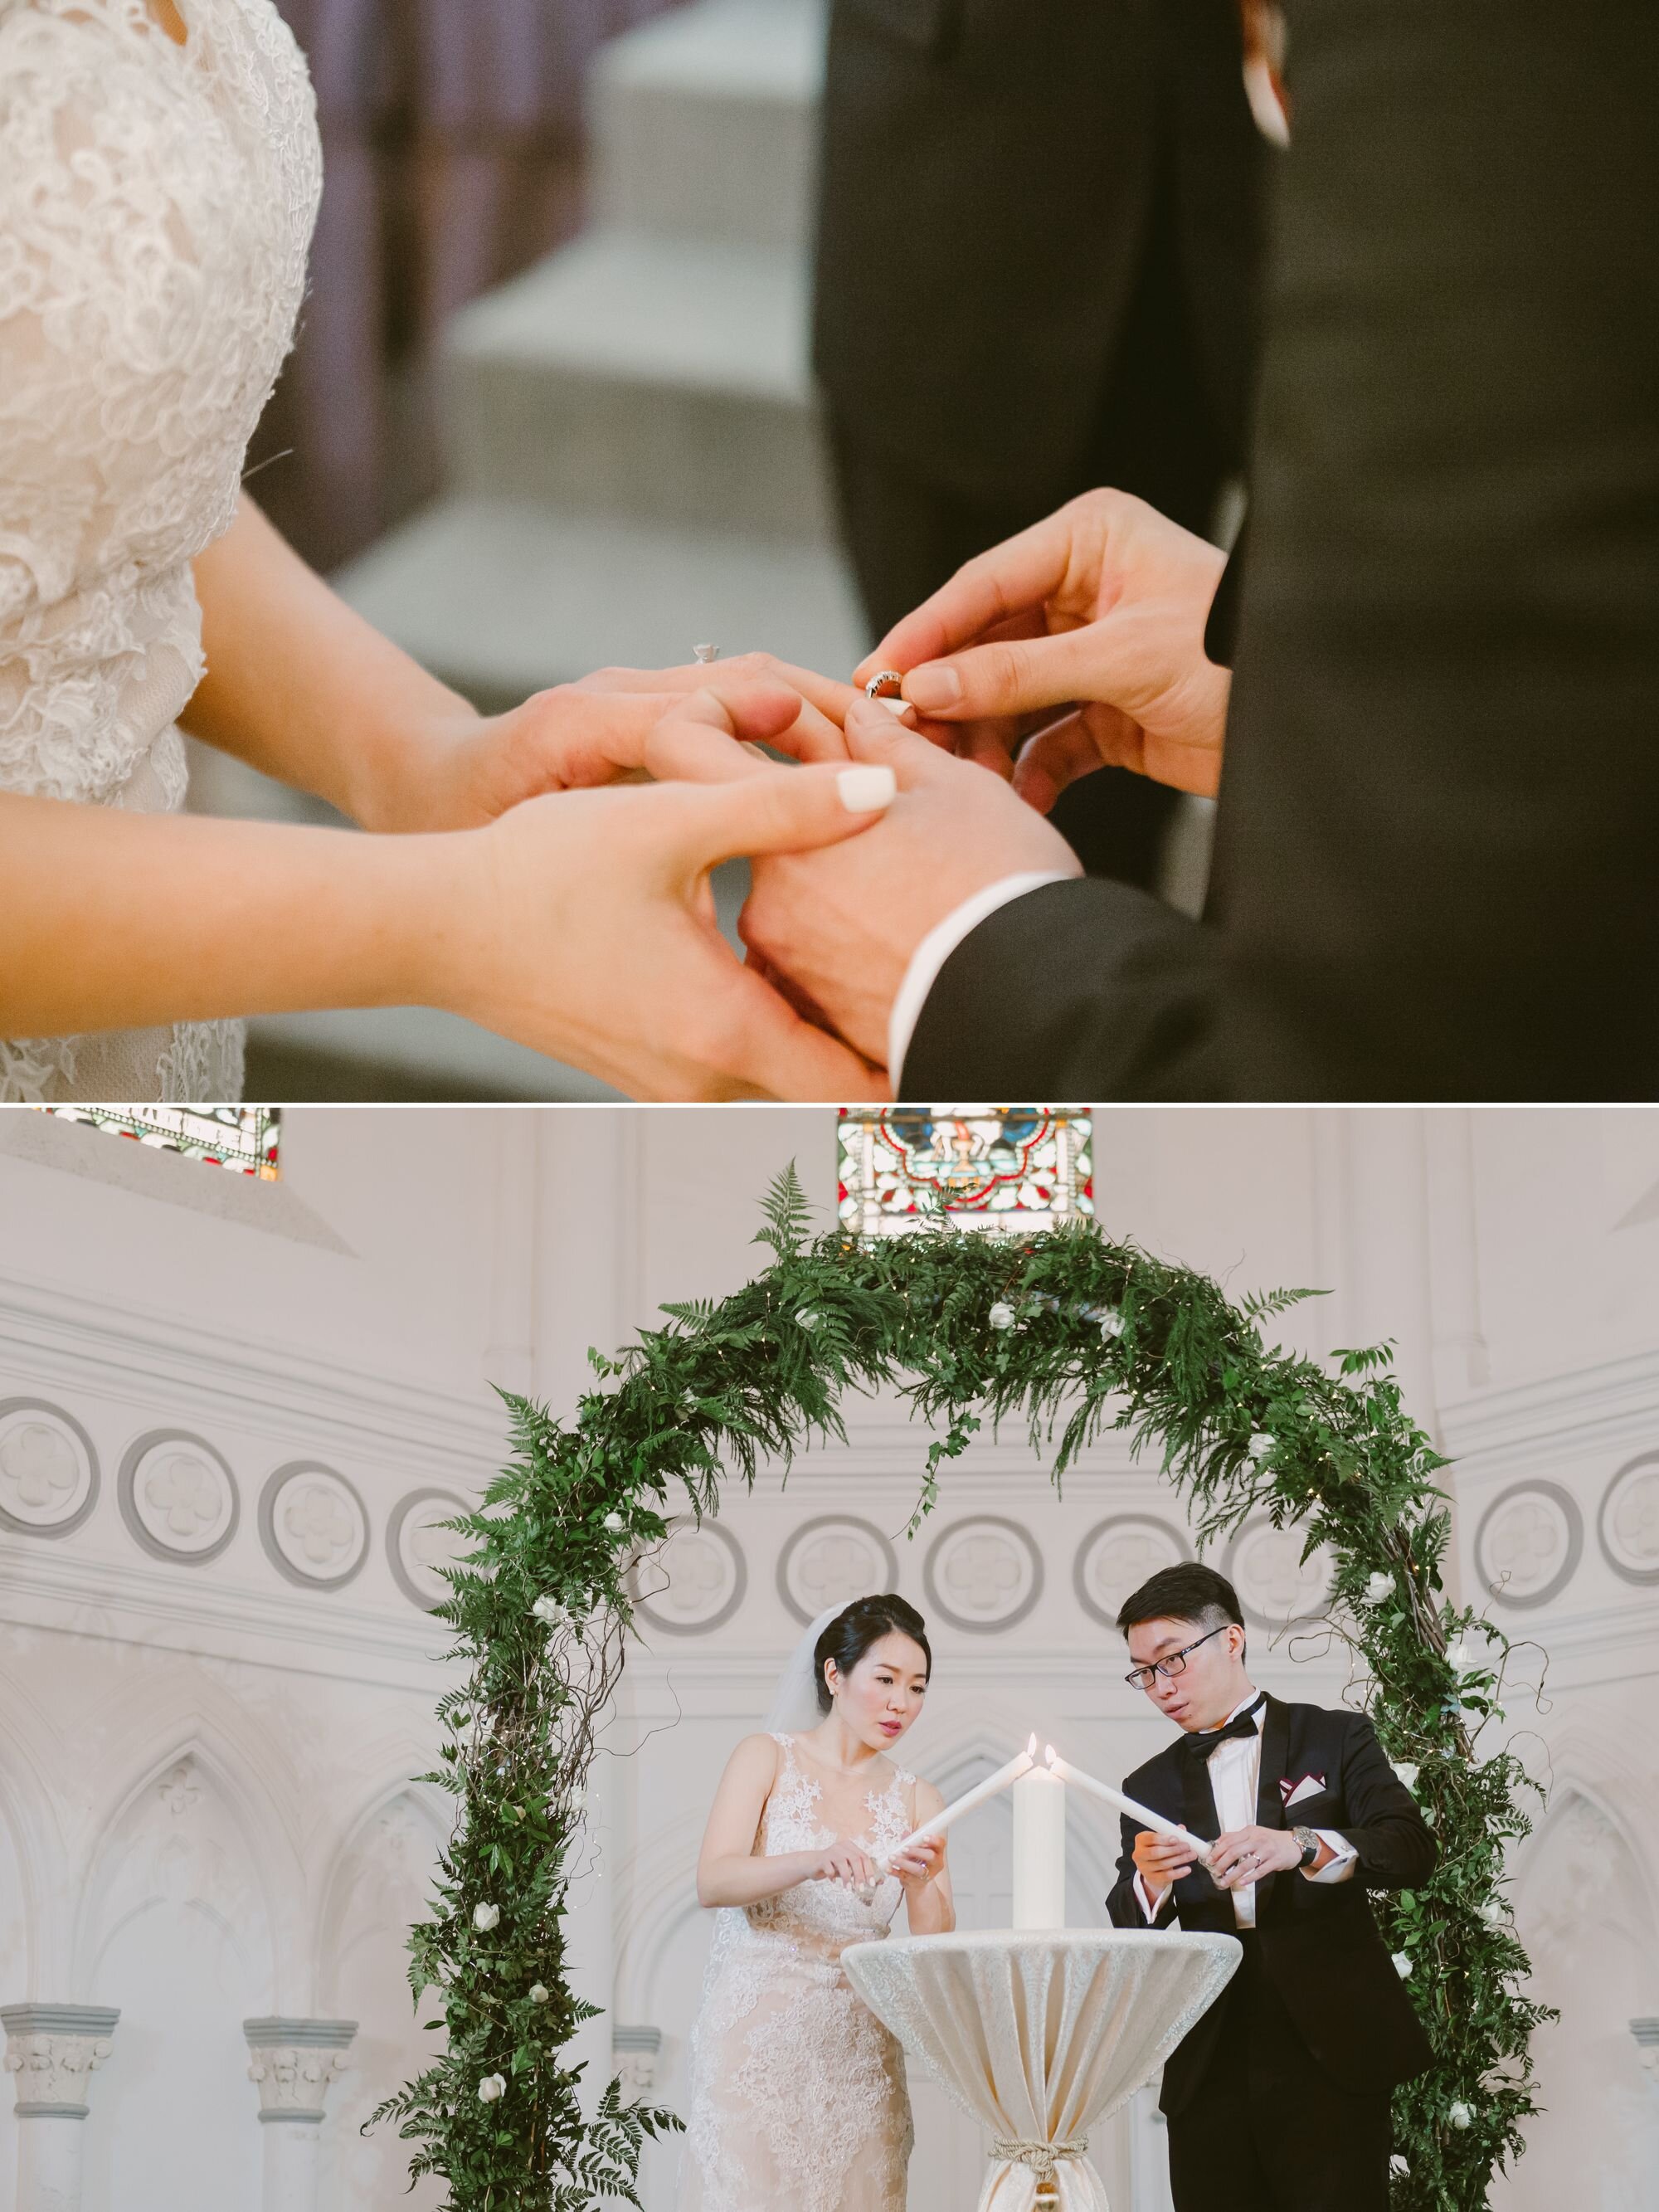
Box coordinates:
[592,0,825,250]
[334,495,868,708]
[442,228,825,534]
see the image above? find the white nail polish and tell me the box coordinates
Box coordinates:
[837,764,898,812]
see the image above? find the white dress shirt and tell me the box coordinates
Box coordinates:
[888,871,1074,1087]
[1133,1691,1359,1929]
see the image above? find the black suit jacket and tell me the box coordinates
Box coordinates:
[812,0,1266,514]
[1105,1697,1436,2112]
[902,0,1659,1100]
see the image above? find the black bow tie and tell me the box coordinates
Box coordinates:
[1181,1697,1266,1760]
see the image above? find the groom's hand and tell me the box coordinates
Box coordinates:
[645,699,1080,1065]
[1209,1825,1304,1888]
[1133,1830,1198,1893]
[854,488,1232,804]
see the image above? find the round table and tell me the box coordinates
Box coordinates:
[843,1929,1239,2212]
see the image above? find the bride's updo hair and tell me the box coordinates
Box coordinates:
[815,1594,931,1713]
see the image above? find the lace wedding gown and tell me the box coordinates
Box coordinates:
[681,1733,916,2212]
[0,0,321,1101]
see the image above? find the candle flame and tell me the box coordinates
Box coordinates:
[1045,1743,1058,1765]
[1027,1732,1037,1756]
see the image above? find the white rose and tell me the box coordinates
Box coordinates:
[988,1302,1016,1329]
[1480,1899,1506,1927]
[473,1902,500,1932]
[1392,1951,1413,1978]
[1446,1637,1473,1672]
[1364,1571,1395,1605]
[532,1595,568,1626]
[478,2073,506,2103]
[1247,1432,1275,1461]
[795,1308,820,1331]
[528,1983,549,2005]
[1389,2155,1411,2179]
[1391,1762,1419,1794]
[602,1512,625,1533]
[1448,2101,1472,2130]
[1086,1305,1126,1337]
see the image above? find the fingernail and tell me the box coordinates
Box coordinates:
[903,664,961,711]
[838,764,898,812]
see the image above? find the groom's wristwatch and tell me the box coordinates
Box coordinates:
[1292,1825,1321,1869]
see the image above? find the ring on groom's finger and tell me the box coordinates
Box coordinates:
[864,670,905,699]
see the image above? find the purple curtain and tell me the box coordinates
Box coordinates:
[251,0,684,569]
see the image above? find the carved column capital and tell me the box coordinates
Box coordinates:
[1632,2018,1659,2084]
[242,2018,358,2124]
[1,2005,120,2118]
[611,2023,662,2102]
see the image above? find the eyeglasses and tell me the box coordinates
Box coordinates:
[1123,1623,1230,1692]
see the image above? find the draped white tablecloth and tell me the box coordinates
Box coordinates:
[843,1930,1240,2212]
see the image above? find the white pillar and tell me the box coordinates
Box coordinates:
[243,2018,358,2212]
[2,2004,119,2212]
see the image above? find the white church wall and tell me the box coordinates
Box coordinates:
[0,1104,1655,2208]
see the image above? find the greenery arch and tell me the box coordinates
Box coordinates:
[373,1169,1551,2212]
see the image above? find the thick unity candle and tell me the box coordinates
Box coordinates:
[1011,1764,1067,1927]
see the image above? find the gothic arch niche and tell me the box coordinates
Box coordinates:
[316,1786,450,2210]
[1508,1786,1659,2212]
[76,1745,278,2212]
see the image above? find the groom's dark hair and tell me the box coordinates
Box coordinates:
[1116,1562,1244,1639]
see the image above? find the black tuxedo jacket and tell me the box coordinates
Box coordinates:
[1105,1697,1435,2112]
[901,0,1659,1101]
[811,0,1266,514]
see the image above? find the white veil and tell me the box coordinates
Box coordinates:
[761,1596,879,1735]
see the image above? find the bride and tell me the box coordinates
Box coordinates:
[681,1593,953,2212]
[0,0,892,1103]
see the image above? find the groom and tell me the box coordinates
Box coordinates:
[1104,1564,1434,2212]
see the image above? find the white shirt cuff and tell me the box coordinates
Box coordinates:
[1304,1830,1359,1883]
[888,871,1075,1089]
[1132,1870,1172,1923]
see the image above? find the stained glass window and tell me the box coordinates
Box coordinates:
[36,1106,281,1179]
[838,1108,1092,1237]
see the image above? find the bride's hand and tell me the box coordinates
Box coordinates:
[852,488,1232,802]
[392,658,869,832]
[423,689,894,1099]
[889,1833,945,1893]
[808,1841,882,1892]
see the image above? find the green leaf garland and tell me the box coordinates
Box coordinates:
[372,1172,1551,2210]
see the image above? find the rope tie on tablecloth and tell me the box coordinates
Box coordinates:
[991,2138,1089,2182]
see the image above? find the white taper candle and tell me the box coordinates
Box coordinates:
[1011,1764,1068,1927]
[1044,1747,1214,1865]
[877,1737,1036,1870]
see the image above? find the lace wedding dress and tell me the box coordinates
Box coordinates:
[681,1733,916,2212]
[0,0,322,1100]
